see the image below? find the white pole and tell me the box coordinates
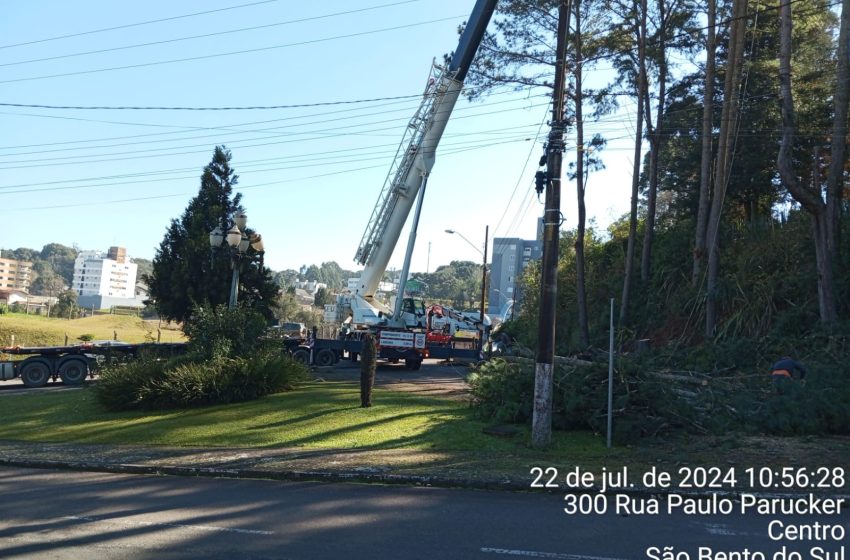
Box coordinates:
[607,298,614,448]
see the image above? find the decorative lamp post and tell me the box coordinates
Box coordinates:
[210,214,265,309]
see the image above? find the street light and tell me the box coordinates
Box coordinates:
[210,213,265,309]
[445,225,488,324]
[492,289,515,321]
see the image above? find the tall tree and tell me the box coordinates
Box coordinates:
[704,0,748,337]
[619,0,648,326]
[693,0,717,285]
[146,146,278,323]
[826,0,850,258]
[776,0,837,324]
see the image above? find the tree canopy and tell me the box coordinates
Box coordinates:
[145,146,279,323]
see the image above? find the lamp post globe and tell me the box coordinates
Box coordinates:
[226,225,242,249]
[210,214,265,310]
[209,227,224,249]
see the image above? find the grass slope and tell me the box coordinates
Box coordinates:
[0,313,185,347]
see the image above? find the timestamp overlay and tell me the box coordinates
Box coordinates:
[525,465,848,560]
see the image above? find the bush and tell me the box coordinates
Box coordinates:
[183,304,269,360]
[94,359,167,411]
[94,351,309,411]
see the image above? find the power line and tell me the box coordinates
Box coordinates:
[0,88,538,150]
[0,1,421,68]
[0,94,547,157]
[0,134,538,195]
[0,105,548,168]
[0,94,428,112]
[0,15,465,85]
[4,138,535,211]
[492,102,551,239]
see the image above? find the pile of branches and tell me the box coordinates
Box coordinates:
[467,355,838,441]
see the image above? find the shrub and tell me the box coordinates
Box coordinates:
[78,334,95,342]
[94,359,167,411]
[182,304,269,360]
[94,352,309,411]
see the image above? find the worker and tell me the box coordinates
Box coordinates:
[770,355,806,394]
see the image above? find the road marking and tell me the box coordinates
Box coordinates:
[63,515,273,536]
[481,548,631,560]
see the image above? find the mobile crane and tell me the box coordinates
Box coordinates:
[318,0,498,369]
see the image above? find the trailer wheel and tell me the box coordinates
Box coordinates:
[404,358,422,371]
[292,349,310,364]
[20,358,51,388]
[59,357,89,386]
[315,348,336,367]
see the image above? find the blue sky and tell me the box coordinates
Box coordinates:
[0,0,638,274]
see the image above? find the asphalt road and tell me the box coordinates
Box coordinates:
[1,467,846,560]
[0,358,471,396]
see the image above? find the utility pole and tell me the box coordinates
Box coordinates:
[532,0,570,448]
[480,225,489,323]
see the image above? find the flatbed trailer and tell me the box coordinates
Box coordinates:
[281,330,483,369]
[0,342,187,388]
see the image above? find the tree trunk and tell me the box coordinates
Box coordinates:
[693,0,716,286]
[641,0,667,283]
[574,0,590,348]
[826,0,850,259]
[776,0,838,324]
[619,0,647,327]
[705,0,748,338]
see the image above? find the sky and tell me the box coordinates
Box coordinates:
[0,0,640,275]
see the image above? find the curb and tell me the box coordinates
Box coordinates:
[0,457,527,491]
[3,457,847,501]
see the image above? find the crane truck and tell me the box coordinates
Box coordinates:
[294,0,499,369]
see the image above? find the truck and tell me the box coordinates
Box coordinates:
[292,0,499,369]
[0,341,187,388]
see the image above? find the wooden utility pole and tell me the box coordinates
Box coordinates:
[532,0,570,448]
[480,225,489,324]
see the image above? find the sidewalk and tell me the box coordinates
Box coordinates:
[0,440,529,491]
[3,439,849,500]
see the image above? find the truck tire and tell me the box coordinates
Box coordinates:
[315,348,336,367]
[59,357,89,385]
[404,358,422,371]
[292,349,310,364]
[20,358,51,388]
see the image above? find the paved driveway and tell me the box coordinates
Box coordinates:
[313,358,473,398]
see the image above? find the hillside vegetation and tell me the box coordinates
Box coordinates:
[0,313,185,347]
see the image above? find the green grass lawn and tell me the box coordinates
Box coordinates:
[0,382,604,454]
[1,381,847,485]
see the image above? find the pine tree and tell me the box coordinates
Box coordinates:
[146,146,278,323]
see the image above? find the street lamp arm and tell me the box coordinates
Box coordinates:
[444,229,484,258]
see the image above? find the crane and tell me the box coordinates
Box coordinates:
[333,0,498,329]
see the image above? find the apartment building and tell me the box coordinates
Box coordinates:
[0,257,33,292]
[73,246,141,309]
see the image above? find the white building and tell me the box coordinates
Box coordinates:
[73,247,140,308]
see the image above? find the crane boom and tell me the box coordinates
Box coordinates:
[352,0,498,309]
